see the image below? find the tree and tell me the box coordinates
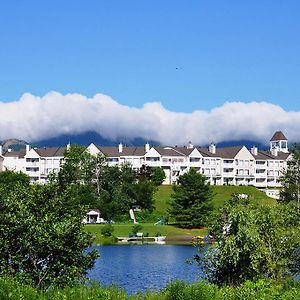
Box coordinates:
[197,196,300,285]
[280,150,300,211]
[57,145,96,188]
[0,170,30,188]
[151,167,166,186]
[133,179,156,212]
[168,169,213,228]
[0,183,98,289]
[137,165,165,186]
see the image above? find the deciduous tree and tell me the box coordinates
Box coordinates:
[197,196,300,285]
[280,150,300,211]
[0,183,98,289]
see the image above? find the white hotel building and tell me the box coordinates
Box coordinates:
[0,131,291,188]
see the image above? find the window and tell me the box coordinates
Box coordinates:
[224,160,234,164]
[108,158,119,162]
[26,158,39,163]
[190,157,200,162]
[146,157,160,162]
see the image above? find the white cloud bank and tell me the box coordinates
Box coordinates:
[0,91,299,145]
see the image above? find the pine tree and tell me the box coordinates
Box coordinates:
[168,169,213,228]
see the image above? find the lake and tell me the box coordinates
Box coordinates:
[87,244,203,294]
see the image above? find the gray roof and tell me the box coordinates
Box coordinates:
[3,147,66,158]
[270,131,288,141]
[253,150,290,161]
[154,147,186,157]
[97,146,147,157]
[3,149,26,158]
[198,146,244,159]
[34,147,66,157]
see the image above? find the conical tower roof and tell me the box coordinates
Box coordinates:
[270,131,287,141]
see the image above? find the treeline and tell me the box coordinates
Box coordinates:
[1,277,300,300]
[57,145,166,220]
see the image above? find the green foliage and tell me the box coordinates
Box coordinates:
[132,224,143,235]
[168,169,213,228]
[1,276,300,299]
[151,167,166,186]
[101,224,114,237]
[54,148,163,221]
[198,196,300,285]
[280,151,300,210]
[0,170,30,188]
[0,183,98,289]
[137,165,165,186]
[134,179,156,212]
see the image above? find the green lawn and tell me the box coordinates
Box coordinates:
[86,185,277,244]
[153,185,173,214]
[153,184,277,216]
[211,185,277,209]
[85,223,207,244]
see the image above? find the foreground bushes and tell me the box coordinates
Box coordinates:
[1,277,300,300]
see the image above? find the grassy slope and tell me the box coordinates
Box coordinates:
[154,185,277,215]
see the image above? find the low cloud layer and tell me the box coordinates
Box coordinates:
[0,92,299,146]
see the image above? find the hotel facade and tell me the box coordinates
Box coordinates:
[0,131,291,188]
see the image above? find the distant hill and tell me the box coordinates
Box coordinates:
[0,138,28,152]
[1,132,269,151]
[33,131,160,148]
[214,140,268,150]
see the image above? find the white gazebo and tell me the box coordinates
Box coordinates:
[82,209,102,224]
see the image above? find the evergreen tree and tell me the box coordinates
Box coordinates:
[168,169,213,228]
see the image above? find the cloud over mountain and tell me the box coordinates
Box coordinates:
[0,92,299,145]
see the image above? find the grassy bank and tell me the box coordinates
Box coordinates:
[85,223,208,244]
[1,277,299,300]
[154,185,277,216]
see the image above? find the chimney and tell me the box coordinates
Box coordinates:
[67,142,71,150]
[118,143,123,153]
[251,146,258,156]
[145,143,150,152]
[187,141,193,149]
[0,145,2,156]
[209,143,216,154]
[8,148,12,153]
[271,147,278,157]
[26,144,30,154]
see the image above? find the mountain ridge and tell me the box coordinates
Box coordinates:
[1,132,269,152]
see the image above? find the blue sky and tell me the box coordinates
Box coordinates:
[1,0,300,113]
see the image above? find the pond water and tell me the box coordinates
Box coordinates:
[87,244,204,294]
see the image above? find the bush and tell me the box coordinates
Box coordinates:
[101,224,114,237]
[132,224,143,235]
[0,277,300,299]
[0,183,97,290]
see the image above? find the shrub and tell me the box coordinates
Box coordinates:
[132,224,143,235]
[101,224,114,237]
